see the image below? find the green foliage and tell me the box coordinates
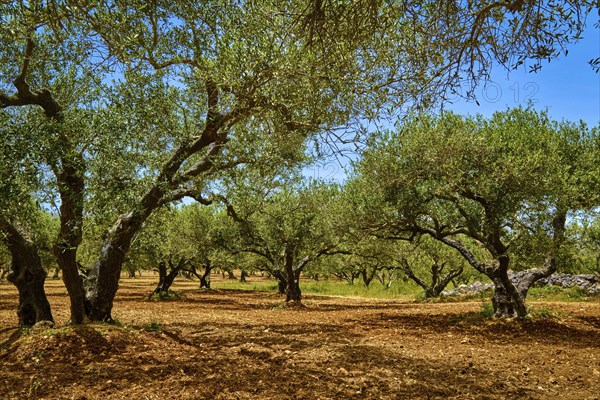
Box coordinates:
[480,302,495,318]
[148,291,185,301]
[351,108,599,274]
[0,0,597,322]
[528,286,599,302]
[145,321,163,333]
[212,275,422,299]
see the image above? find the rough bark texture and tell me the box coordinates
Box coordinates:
[84,213,141,321]
[0,266,8,281]
[1,219,54,326]
[272,270,287,294]
[198,263,212,289]
[152,259,183,297]
[284,248,302,303]
[199,273,211,289]
[0,39,88,324]
[427,230,552,319]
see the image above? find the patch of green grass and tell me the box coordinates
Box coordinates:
[212,280,279,292]
[148,290,186,301]
[479,301,495,318]
[145,321,162,332]
[209,276,600,303]
[528,286,598,302]
[300,279,420,299]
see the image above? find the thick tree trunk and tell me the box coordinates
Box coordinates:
[286,279,302,302]
[271,270,287,294]
[199,271,211,288]
[490,210,564,319]
[54,150,87,324]
[240,269,248,283]
[361,269,376,287]
[284,249,302,303]
[489,257,528,318]
[1,220,54,327]
[85,211,146,321]
[55,242,87,324]
[152,259,182,297]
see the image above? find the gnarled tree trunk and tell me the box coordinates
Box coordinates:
[85,210,148,321]
[361,269,376,288]
[1,219,54,327]
[284,247,302,303]
[199,264,212,289]
[152,258,185,297]
[271,270,287,294]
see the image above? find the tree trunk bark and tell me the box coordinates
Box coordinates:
[272,270,287,294]
[1,220,54,327]
[489,257,528,318]
[286,279,302,302]
[361,269,375,287]
[53,150,88,324]
[284,249,302,303]
[152,259,181,297]
[199,274,211,289]
[85,211,146,321]
[55,246,87,324]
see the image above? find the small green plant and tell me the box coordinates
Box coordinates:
[479,301,495,318]
[146,321,162,332]
[148,291,185,301]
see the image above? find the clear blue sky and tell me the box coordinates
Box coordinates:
[447,23,600,126]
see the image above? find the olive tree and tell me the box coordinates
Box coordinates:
[352,109,599,318]
[223,180,350,303]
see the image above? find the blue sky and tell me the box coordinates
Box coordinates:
[309,22,599,182]
[447,23,600,126]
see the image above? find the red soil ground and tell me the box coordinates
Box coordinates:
[1,276,599,399]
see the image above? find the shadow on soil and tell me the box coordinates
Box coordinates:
[364,312,600,349]
[0,321,543,400]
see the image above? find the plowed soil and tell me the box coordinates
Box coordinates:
[1,275,599,400]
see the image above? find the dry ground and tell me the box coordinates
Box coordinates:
[1,275,599,400]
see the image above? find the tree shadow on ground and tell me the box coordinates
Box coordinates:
[362,312,600,349]
[0,322,545,400]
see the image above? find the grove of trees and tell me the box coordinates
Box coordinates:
[0,0,598,326]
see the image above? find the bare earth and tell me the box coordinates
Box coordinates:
[1,276,599,400]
